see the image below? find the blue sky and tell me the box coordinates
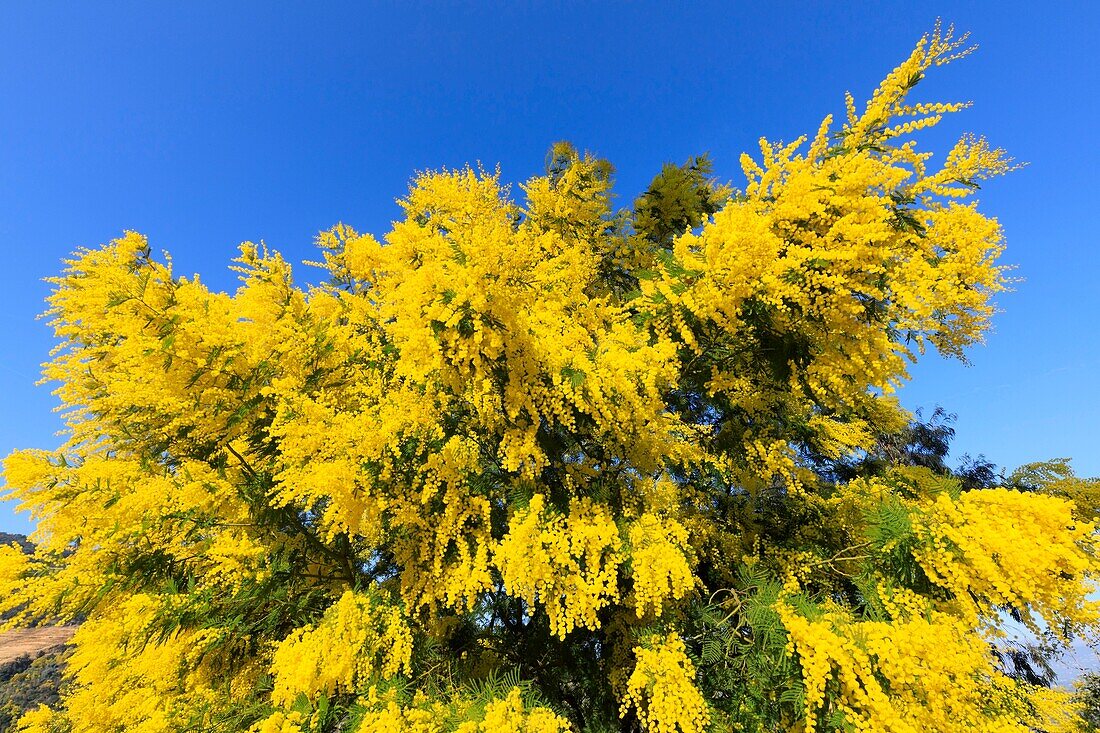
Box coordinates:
[1,1,1097,535]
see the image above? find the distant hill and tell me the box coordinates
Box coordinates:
[0,629,72,733]
[0,534,31,555]
[0,628,75,667]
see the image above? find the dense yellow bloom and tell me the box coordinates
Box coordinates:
[1027,686,1087,733]
[778,602,1028,733]
[912,488,1099,632]
[496,494,623,638]
[355,687,570,733]
[627,514,694,618]
[270,590,413,705]
[21,594,241,733]
[456,688,571,733]
[621,634,709,733]
[12,705,63,733]
[355,703,445,733]
[249,712,305,733]
[636,25,1011,489]
[1,22,1093,733]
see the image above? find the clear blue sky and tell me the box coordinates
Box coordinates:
[1,2,1097,535]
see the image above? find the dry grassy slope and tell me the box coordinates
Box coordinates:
[0,628,76,666]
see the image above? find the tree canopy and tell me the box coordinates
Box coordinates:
[2,23,1097,733]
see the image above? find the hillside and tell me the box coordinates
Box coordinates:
[0,627,73,732]
[0,628,75,667]
[0,534,31,555]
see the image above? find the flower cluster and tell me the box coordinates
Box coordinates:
[495,494,623,637]
[621,634,710,733]
[912,488,1099,632]
[778,603,1028,733]
[270,590,413,706]
[627,514,694,618]
[355,687,570,733]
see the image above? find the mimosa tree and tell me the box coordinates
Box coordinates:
[2,23,1096,733]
